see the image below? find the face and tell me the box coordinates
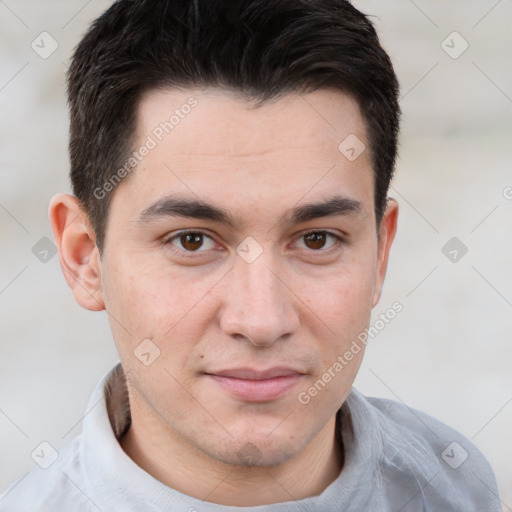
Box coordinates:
[95,87,396,467]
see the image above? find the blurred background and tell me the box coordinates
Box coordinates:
[1,0,511,508]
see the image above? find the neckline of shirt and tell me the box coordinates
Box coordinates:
[80,361,379,511]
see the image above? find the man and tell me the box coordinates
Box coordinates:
[0,0,501,510]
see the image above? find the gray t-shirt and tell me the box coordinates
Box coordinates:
[0,362,501,511]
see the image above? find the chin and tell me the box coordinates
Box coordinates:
[202,429,304,468]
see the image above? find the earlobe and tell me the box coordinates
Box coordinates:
[48,193,105,312]
[371,198,399,308]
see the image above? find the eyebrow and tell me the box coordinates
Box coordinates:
[136,193,362,229]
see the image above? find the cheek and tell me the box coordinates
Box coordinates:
[298,268,372,404]
[303,258,376,333]
[295,255,376,403]
[102,256,220,359]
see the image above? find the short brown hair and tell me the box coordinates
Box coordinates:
[67,0,400,253]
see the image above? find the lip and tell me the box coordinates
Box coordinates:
[205,367,305,402]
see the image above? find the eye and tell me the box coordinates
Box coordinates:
[165,231,216,252]
[163,229,344,257]
[295,231,343,251]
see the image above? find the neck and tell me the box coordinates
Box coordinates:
[119,393,343,507]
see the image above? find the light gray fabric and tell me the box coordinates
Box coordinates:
[0,361,502,511]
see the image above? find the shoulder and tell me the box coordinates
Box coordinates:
[347,389,502,511]
[0,437,92,512]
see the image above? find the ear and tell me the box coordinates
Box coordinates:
[48,193,105,312]
[371,198,398,307]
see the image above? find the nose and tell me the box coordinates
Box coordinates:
[218,252,300,347]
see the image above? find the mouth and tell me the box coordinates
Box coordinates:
[204,367,305,402]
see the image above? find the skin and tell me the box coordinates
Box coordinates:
[49,87,398,506]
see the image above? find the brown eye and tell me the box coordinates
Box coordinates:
[166,231,216,253]
[304,232,327,250]
[297,231,341,251]
[180,233,204,251]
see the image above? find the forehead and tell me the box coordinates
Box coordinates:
[136,86,367,159]
[110,86,373,226]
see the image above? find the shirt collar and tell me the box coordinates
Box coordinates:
[81,361,379,511]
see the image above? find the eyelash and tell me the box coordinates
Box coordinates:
[162,229,345,257]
